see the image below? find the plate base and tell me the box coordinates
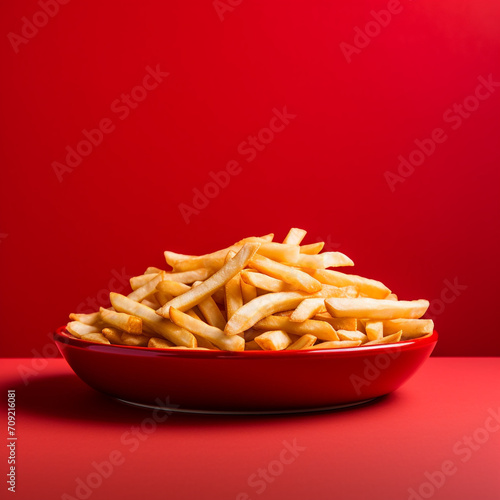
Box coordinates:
[113,396,380,415]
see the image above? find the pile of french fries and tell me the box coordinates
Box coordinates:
[66,228,434,351]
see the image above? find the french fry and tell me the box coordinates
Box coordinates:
[164,235,274,272]
[110,293,196,347]
[293,252,354,269]
[257,242,300,263]
[309,269,391,299]
[300,242,324,255]
[162,268,213,284]
[254,330,292,350]
[337,330,368,343]
[308,340,362,350]
[240,279,257,304]
[365,321,383,341]
[130,273,158,290]
[253,315,339,341]
[364,331,402,345]
[383,319,434,339]
[121,333,150,347]
[225,292,309,336]
[141,297,160,309]
[241,270,297,292]
[148,337,175,349]
[145,266,164,274]
[67,321,101,339]
[248,254,322,293]
[169,307,244,351]
[325,298,429,320]
[69,312,101,325]
[287,334,317,350]
[80,333,110,345]
[157,280,190,297]
[283,228,307,245]
[289,298,326,322]
[386,293,398,301]
[99,307,142,334]
[225,273,243,320]
[244,340,262,350]
[313,314,357,331]
[101,327,125,345]
[156,242,261,319]
[128,272,164,302]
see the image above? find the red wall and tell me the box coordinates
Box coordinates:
[1,0,499,357]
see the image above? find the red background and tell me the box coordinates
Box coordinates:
[1,0,499,357]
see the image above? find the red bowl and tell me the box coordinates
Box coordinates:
[53,327,437,414]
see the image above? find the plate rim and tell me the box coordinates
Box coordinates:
[53,325,438,359]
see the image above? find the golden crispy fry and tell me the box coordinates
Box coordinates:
[283,228,307,245]
[162,268,213,284]
[386,293,398,301]
[257,242,300,263]
[287,334,317,350]
[308,340,362,350]
[141,297,160,309]
[154,290,173,306]
[383,319,434,339]
[157,280,190,297]
[80,333,110,345]
[128,272,165,302]
[130,273,158,290]
[290,298,326,322]
[313,314,357,331]
[101,327,125,345]
[309,269,391,299]
[241,270,297,292]
[144,266,164,274]
[300,242,324,255]
[121,333,150,347]
[110,293,196,347]
[325,298,429,320]
[244,340,262,350]
[337,330,368,343]
[193,334,219,350]
[67,321,101,339]
[293,252,354,269]
[248,254,322,293]
[164,235,274,272]
[365,321,383,341]
[364,331,402,345]
[99,307,142,334]
[69,312,101,326]
[148,337,175,349]
[225,292,309,336]
[253,315,339,341]
[225,273,243,320]
[169,307,244,351]
[157,242,261,319]
[240,279,257,304]
[254,330,292,350]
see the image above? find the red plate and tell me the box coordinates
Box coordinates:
[53,327,437,414]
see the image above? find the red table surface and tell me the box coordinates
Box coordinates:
[1,357,499,500]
